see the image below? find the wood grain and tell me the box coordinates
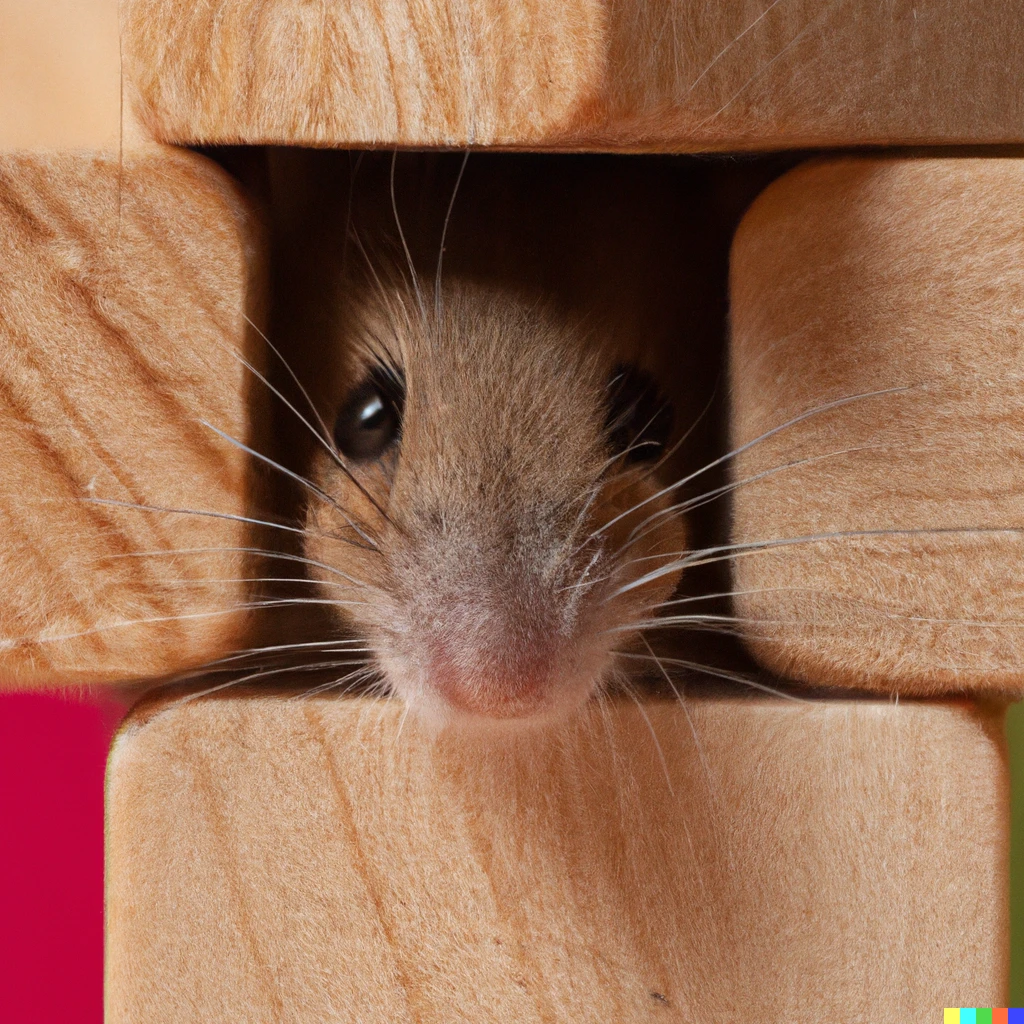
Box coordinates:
[106,691,1008,1020]
[0,150,265,688]
[122,0,1024,149]
[730,156,1024,695]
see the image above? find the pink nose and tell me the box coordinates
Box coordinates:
[426,647,554,719]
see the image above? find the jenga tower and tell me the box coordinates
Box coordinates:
[1,1,1021,1018]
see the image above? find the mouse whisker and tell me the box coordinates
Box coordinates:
[618,650,810,702]
[433,150,470,319]
[607,525,1024,601]
[80,495,308,538]
[603,613,784,635]
[294,663,382,700]
[228,322,399,532]
[392,698,415,746]
[67,501,383,597]
[602,673,712,896]
[153,575,363,592]
[558,545,606,604]
[346,228,423,373]
[96,546,373,589]
[197,419,381,551]
[638,634,725,814]
[554,480,610,571]
[650,591,1024,633]
[173,656,372,685]
[162,658,375,711]
[389,151,429,331]
[589,384,925,547]
[620,442,900,555]
[0,597,371,650]
[569,437,677,535]
[193,637,379,670]
[650,586,814,609]
[615,674,676,798]
[240,315,334,448]
[649,381,721,481]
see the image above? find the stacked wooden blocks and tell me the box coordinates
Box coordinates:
[2,1,1022,1018]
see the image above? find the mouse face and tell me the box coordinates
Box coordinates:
[304,281,686,726]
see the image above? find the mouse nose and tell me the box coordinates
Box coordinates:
[425,642,556,719]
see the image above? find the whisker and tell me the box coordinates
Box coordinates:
[82,496,308,538]
[578,383,721,532]
[2,597,369,649]
[240,314,333,448]
[154,575,363,592]
[640,634,722,810]
[618,651,810,702]
[646,598,1024,633]
[652,586,813,609]
[622,442,893,553]
[390,151,428,328]
[603,613,787,636]
[195,637,378,670]
[294,664,380,700]
[169,658,372,708]
[98,546,372,589]
[434,150,470,318]
[620,678,676,798]
[608,525,1024,600]
[685,0,789,94]
[589,384,921,545]
[231,322,397,529]
[393,698,414,745]
[198,420,380,551]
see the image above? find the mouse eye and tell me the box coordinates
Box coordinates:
[333,367,405,462]
[605,364,674,464]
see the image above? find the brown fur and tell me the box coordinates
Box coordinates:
[730,156,1024,696]
[105,692,1009,1019]
[122,0,1024,149]
[0,150,265,688]
[307,283,684,722]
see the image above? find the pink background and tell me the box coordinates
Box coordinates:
[0,692,117,1022]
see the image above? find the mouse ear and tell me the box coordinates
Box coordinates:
[604,364,674,464]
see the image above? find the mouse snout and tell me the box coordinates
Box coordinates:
[386,521,605,723]
[424,637,557,720]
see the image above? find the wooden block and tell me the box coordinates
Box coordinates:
[0,150,264,688]
[122,0,1024,149]
[106,692,1008,1019]
[729,157,1024,695]
[0,0,121,148]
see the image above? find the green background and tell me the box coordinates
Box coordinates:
[1010,701,1023,1002]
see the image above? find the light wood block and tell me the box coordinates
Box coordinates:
[0,150,265,688]
[0,0,120,149]
[122,0,1024,149]
[106,692,1009,1020]
[729,157,1024,696]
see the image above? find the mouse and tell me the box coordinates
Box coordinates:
[305,278,685,724]
[256,150,772,726]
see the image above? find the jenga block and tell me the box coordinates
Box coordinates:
[0,0,120,148]
[105,693,1008,1020]
[729,157,1024,695]
[122,0,1024,149]
[0,150,264,687]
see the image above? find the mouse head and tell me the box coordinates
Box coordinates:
[306,281,685,727]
